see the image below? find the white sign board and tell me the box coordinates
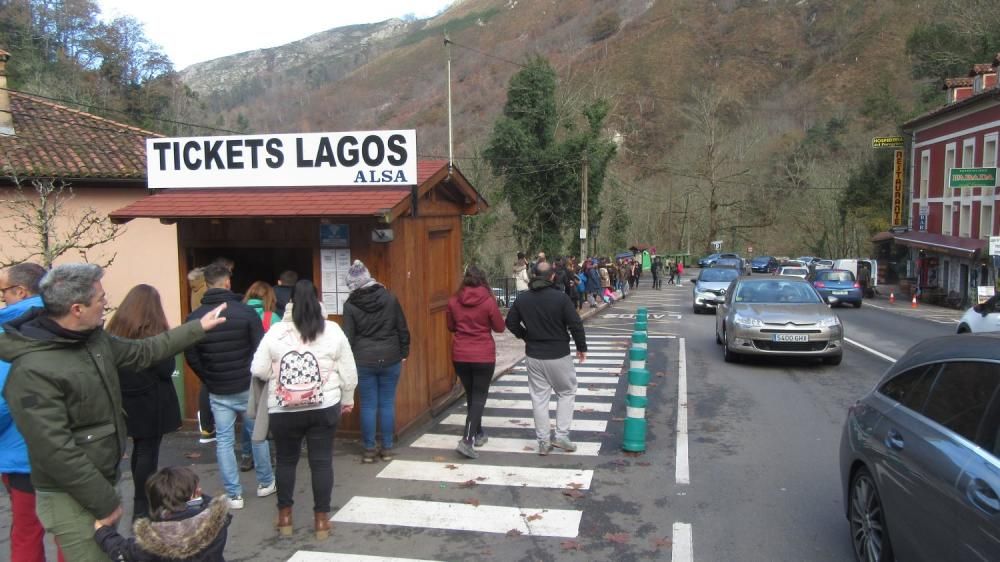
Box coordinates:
[978,285,995,304]
[711,240,723,250]
[990,236,1000,256]
[146,130,417,188]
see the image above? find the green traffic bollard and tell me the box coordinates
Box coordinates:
[623,409,647,452]
[632,330,648,349]
[635,318,648,332]
[629,346,647,370]
[627,368,650,408]
[637,307,648,317]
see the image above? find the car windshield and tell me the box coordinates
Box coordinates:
[714,259,741,267]
[699,268,739,282]
[781,268,808,276]
[751,257,771,264]
[816,270,855,282]
[735,281,822,304]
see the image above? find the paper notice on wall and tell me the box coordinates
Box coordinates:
[319,248,352,314]
[322,292,340,315]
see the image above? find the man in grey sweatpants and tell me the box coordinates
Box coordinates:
[505,261,588,455]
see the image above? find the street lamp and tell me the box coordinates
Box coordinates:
[589,224,600,257]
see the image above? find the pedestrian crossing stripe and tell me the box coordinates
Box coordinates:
[566,352,625,357]
[492,386,615,397]
[410,434,602,456]
[502,375,618,384]
[288,553,441,562]
[516,358,625,365]
[511,366,622,373]
[440,414,607,432]
[331,496,582,537]
[376,460,594,489]
[483,399,612,412]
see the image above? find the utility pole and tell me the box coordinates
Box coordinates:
[444,34,453,176]
[580,157,589,260]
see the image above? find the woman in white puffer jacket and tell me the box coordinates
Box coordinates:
[250,279,357,540]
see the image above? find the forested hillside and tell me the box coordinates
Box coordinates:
[2,0,998,276]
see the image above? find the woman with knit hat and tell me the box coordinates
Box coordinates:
[342,260,410,463]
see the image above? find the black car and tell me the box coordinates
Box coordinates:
[840,334,1000,561]
[750,256,779,273]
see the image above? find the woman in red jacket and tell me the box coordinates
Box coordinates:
[446,266,506,459]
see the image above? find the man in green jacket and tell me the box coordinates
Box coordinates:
[0,264,227,561]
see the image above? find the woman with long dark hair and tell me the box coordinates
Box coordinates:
[446,266,505,459]
[106,284,181,521]
[251,280,357,540]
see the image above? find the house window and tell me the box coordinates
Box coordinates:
[943,205,953,235]
[984,134,998,199]
[945,143,957,192]
[981,204,994,239]
[920,150,930,200]
[963,138,976,167]
[960,204,971,237]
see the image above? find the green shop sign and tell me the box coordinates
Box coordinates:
[950,167,998,188]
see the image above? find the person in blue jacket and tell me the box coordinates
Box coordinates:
[0,262,65,562]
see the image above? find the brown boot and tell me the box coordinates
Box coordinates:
[314,512,331,540]
[277,507,293,536]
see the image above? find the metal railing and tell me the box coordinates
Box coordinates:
[490,277,517,309]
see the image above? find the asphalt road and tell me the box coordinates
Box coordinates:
[0,278,963,562]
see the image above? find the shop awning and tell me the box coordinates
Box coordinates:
[110,160,487,223]
[875,230,987,258]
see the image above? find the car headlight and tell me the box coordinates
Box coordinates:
[733,314,764,328]
[818,317,841,327]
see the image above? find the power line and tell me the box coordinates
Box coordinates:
[445,38,527,69]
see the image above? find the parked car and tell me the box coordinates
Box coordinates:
[813,259,835,271]
[832,259,878,298]
[778,266,809,279]
[812,269,863,308]
[712,257,744,271]
[782,259,807,268]
[839,334,1000,562]
[691,266,740,314]
[699,253,722,267]
[957,295,1000,333]
[750,256,779,273]
[711,277,843,364]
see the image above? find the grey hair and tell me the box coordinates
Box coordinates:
[6,262,47,294]
[40,264,104,317]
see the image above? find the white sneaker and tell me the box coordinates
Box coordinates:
[228,496,244,510]
[257,481,277,497]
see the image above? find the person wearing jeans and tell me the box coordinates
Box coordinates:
[343,260,410,463]
[186,263,275,509]
[251,280,357,539]
[446,265,505,459]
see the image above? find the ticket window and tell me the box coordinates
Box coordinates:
[187,247,313,297]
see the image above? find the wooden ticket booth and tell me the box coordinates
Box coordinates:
[111,138,487,436]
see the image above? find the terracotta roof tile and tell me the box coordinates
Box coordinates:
[0,91,157,180]
[970,63,995,76]
[943,77,974,89]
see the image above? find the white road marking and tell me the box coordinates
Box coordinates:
[581,334,676,339]
[672,522,693,562]
[493,386,615,397]
[483,399,612,412]
[502,375,618,384]
[844,337,897,363]
[512,366,623,373]
[677,338,690,485]
[567,352,626,357]
[288,553,441,562]
[377,460,594,489]
[332,497,582,537]
[440,414,607,432]
[410,433,602,456]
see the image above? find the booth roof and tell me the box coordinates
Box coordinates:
[110,160,469,222]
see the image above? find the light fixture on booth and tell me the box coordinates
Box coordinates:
[372,228,394,243]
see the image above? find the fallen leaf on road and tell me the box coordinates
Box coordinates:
[432,456,447,462]
[651,536,672,548]
[183,452,201,459]
[523,446,534,452]
[561,540,583,551]
[656,371,667,377]
[605,532,631,544]
[464,498,481,507]
[647,382,658,387]
[562,489,584,499]
[444,464,459,470]
[611,417,626,422]
[476,476,488,481]
[458,479,478,488]
[567,482,584,489]
[506,529,523,537]
[637,461,652,467]
[525,513,543,521]
[580,408,594,413]
[623,451,643,458]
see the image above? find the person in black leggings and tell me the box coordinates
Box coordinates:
[447,266,506,459]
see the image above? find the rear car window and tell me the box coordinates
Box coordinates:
[699,268,739,282]
[816,271,855,282]
[922,361,1000,443]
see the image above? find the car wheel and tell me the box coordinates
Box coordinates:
[823,353,843,366]
[853,301,862,309]
[722,329,740,363]
[849,467,894,562]
[957,324,971,334]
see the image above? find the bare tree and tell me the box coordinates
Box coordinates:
[0,173,123,268]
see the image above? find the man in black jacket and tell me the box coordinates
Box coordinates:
[505,261,587,455]
[185,263,275,510]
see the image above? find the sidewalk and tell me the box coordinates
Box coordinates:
[863,284,965,324]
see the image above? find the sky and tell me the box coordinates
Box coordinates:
[97,1,455,70]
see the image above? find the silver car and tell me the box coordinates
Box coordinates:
[712,276,844,364]
[691,266,740,314]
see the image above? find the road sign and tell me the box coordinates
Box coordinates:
[891,150,904,225]
[872,135,905,149]
[949,167,997,189]
[711,240,723,250]
[747,246,753,254]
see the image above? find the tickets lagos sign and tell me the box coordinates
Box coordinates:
[146,130,417,188]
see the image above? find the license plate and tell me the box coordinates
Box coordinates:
[832,290,848,295]
[773,334,808,342]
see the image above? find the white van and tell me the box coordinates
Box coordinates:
[832,259,878,297]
